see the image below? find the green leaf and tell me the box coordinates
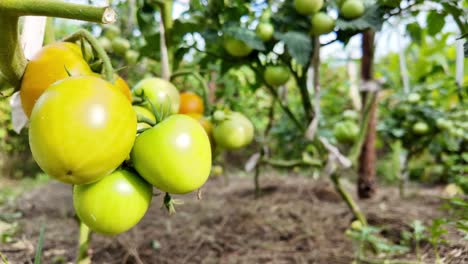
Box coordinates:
[426,11,445,36]
[34,224,46,264]
[223,26,265,51]
[275,31,312,66]
[406,22,422,44]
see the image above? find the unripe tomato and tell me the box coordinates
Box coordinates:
[333,121,359,143]
[412,121,429,135]
[341,0,365,19]
[264,65,290,87]
[436,118,452,131]
[179,92,204,114]
[294,0,324,15]
[102,24,121,40]
[256,22,274,42]
[132,77,180,115]
[20,42,93,117]
[407,92,421,104]
[213,112,254,150]
[90,72,132,102]
[29,76,136,185]
[211,165,223,177]
[223,37,253,57]
[131,115,212,194]
[310,12,335,35]
[111,37,131,56]
[186,113,213,138]
[125,50,139,65]
[73,169,152,235]
[98,37,112,52]
[213,110,226,122]
[343,109,360,121]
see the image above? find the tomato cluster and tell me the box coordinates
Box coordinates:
[20,41,213,235]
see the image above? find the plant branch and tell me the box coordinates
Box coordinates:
[331,173,368,225]
[305,36,321,140]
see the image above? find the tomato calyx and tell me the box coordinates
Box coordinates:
[163,193,184,215]
[132,91,174,132]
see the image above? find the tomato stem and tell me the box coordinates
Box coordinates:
[163,193,176,215]
[63,29,115,83]
[76,221,92,264]
[0,1,116,89]
[330,173,368,226]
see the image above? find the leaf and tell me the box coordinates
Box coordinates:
[275,31,312,66]
[223,26,265,51]
[406,22,422,44]
[34,224,45,264]
[426,11,446,36]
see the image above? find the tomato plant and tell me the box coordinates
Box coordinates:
[132,77,180,115]
[131,114,212,194]
[213,112,254,150]
[73,169,152,235]
[20,42,93,117]
[29,76,136,185]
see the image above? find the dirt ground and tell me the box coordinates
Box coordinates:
[1,172,467,264]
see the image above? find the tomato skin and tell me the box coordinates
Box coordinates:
[114,75,132,101]
[186,113,213,139]
[294,0,324,15]
[20,42,93,117]
[310,12,335,35]
[264,65,290,87]
[341,0,365,19]
[412,122,429,135]
[256,22,274,42]
[111,37,130,56]
[407,93,421,104]
[29,76,137,185]
[125,50,139,65]
[213,112,254,150]
[223,37,253,57]
[73,169,152,235]
[179,92,204,114]
[132,77,180,115]
[102,25,121,40]
[131,115,212,194]
[333,121,359,143]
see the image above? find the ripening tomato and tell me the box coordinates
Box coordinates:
[179,92,204,114]
[213,112,254,150]
[132,77,180,115]
[131,114,212,194]
[223,36,253,57]
[20,42,93,117]
[91,72,132,102]
[264,65,290,87]
[73,169,152,235]
[29,76,136,185]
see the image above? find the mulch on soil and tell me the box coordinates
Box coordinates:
[1,173,467,264]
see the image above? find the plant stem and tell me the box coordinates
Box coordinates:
[330,173,368,226]
[0,14,25,87]
[305,36,321,140]
[349,92,376,165]
[263,83,304,132]
[263,158,321,168]
[43,17,56,45]
[63,29,114,83]
[0,0,116,24]
[76,221,92,264]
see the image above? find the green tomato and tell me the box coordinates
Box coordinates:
[223,36,253,57]
[131,114,212,194]
[343,109,360,121]
[294,0,324,15]
[98,37,112,52]
[125,50,139,65]
[213,112,254,150]
[341,0,365,19]
[29,76,136,185]
[132,77,180,115]
[310,12,335,35]
[436,118,452,130]
[211,165,224,177]
[333,121,359,143]
[407,92,421,104]
[102,25,121,40]
[213,110,226,122]
[412,121,429,135]
[256,22,274,42]
[73,169,152,235]
[264,65,290,87]
[111,37,131,56]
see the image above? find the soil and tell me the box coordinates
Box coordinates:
[1,172,467,264]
